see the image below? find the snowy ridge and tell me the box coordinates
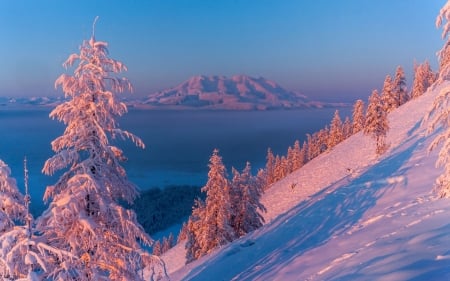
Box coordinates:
[163,82,450,280]
[142,75,342,110]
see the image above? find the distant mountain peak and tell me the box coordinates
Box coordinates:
[143,75,319,110]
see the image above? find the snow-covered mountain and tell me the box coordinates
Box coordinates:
[142,75,334,110]
[161,81,450,280]
[0,96,63,107]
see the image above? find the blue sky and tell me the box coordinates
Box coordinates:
[0,0,445,102]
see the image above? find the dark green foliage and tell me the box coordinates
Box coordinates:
[133,185,203,235]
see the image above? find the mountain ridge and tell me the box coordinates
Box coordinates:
[0,75,348,110]
[142,75,340,110]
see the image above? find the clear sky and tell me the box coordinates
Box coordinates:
[0,0,446,102]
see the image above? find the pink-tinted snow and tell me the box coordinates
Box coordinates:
[162,81,450,280]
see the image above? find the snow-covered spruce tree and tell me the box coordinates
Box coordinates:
[352,99,365,133]
[393,66,409,106]
[0,158,74,280]
[364,89,389,155]
[342,116,352,139]
[381,75,397,113]
[328,110,343,149]
[152,240,162,256]
[437,0,450,80]
[161,233,174,253]
[38,19,164,280]
[177,222,188,243]
[185,199,205,263]
[290,140,303,170]
[0,160,25,234]
[411,61,437,99]
[264,148,276,187]
[424,2,450,198]
[411,62,428,99]
[230,162,265,238]
[198,149,235,255]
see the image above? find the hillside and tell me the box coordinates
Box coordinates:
[142,75,335,110]
[161,81,450,280]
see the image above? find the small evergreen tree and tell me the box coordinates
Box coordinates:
[264,148,276,187]
[342,116,353,140]
[352,99,365,133]
[291,140,303,170]
[0,160,25,233]
[364,89,389,155]
[411,61,437,99]
[328,110,344,149]
[381,75,397,113]
[393,66,409,106]
[161,233,174,253]
[230,162,265,238]
[185,199,205,263]
[153,240,162,256]
[0,158,74,280]
[177,222,188,243]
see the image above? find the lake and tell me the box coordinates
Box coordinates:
[0,107,351,213]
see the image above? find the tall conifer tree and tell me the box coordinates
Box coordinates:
[364,89,389,155]
[38,18,164,280]
[352,99,365,133]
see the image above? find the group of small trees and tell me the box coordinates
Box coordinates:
[262,63,438,189]
[184,150,265,263]
[0,20,165,280]
[153,234,175,256]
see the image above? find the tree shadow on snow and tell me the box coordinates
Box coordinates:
[185,140,421,281]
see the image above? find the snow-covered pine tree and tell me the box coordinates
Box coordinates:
[437,0,450,80]
[0,158,74,280]
[319,126,329,153]
[424,2,450,198]
[167,233,174,250]
[0,160,25,233]
[230,162,265,238]
[364,89,389,155]
[411,61,437,99]
[273,155,284,182]
[264,148,276,187]
[300,141,308,165]
[381,75,397,113]
[153,240,162,256]
[185,199,205,263]
[411,62,427,99]
[291,140,303,170]
[342,116,353,140]
[177,222,188,243]
[38,18,164,280]
[352,99,365,133]
[393,66,409,106]
[328,110,344,149]
[161,233,174,253]
[198,149,235,255]
[426,61,438,87]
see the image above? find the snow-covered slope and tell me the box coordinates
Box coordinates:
[143,75,336,110]
[162,82,450,280]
